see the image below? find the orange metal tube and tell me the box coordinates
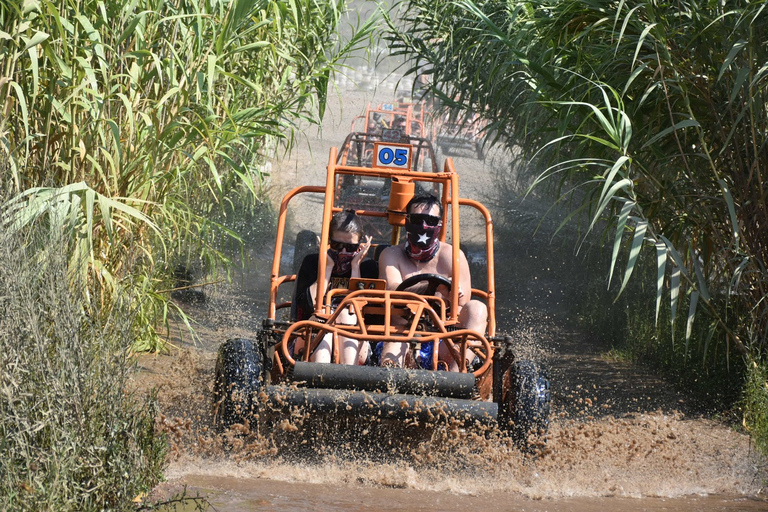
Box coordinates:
[315,148,338,317]
[438,164,451,242]
[334,166,451,180]
[273,351,284,375]
[332,207,388,218]
[280,321,492,378]
[448,159,461,323]
[277,288,494,377]
[324,288,447,324]
[332,331,340,364]
[458,198,497,337]
[269,185,325,320]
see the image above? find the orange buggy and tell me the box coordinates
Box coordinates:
[213,139,550,445]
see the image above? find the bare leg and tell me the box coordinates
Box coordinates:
[380,341,409,367]
[310,333,332,363]
[312,333,365,364]
[342,337,369,365]
[337,308,369,365]
[310,308,369,365]
[459,299,488,333]
[379,312,410,366]
[439,300,488,371]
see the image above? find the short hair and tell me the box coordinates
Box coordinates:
[406,194,443,218]
[330,209,363,238]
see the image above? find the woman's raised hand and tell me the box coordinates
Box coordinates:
[352,235,373,267]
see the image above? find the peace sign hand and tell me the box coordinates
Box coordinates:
[352,235,373,267]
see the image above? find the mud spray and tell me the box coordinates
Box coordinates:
[132,272,767,511]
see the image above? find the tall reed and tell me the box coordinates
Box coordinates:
[385,0,767,449]
[1,0,374,350]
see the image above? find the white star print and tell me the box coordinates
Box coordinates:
[417,233,429,244]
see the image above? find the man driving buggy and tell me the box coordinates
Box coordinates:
[377,194,488,370]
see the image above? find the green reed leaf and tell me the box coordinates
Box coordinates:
[655,241,666,324]
[618,217,647,297]
[609,198,634,287]
[686,289,700,350]
[718,39,747,81]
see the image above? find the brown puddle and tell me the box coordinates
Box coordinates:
[153,474,767,512]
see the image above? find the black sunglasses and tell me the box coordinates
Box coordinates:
[406,213,441,227]
[329,239,360,252]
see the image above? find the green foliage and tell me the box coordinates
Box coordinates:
[0,222,166,510]
[1,0,375,350]
[575,247,746,411]
[742,360,768,456]
[387,0,767,354]
[386,0,767,451]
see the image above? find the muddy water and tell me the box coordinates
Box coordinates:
[157,475,767,511]
[134,72,768,510]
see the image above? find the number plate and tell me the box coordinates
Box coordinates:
[381,129,402,142]
[373,142,412,170]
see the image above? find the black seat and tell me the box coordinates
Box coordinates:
[291,253,379,322]
[373,244,390,262]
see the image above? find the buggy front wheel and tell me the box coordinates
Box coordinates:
[499,359,550,447]
[213,338,263,431]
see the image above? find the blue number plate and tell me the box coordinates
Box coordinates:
[373,143,412,170]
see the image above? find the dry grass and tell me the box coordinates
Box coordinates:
[0,220,166,510]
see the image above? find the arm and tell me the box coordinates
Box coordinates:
[350,235,372,278]
[457,250,472,307]
[378,247,403,290]
[433,249,472,307]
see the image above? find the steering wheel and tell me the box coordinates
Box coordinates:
[395,273,452,296]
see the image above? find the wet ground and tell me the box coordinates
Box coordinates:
[131,70,768,510]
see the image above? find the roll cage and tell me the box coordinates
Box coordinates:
[266,144,498,388]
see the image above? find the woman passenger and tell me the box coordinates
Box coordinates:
[292,210,375,364]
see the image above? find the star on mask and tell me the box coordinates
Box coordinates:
[417,233,429,244]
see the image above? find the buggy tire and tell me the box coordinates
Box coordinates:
[292,230,318,274]
[213,338,263,431]
[501,360,550,447]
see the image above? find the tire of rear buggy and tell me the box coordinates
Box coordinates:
[213,338,263,431]
[500,360,550,448]
[292,229,318,274]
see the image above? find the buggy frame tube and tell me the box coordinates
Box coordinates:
[448,159,461,323]
[269,185,325,320]
[315,147,339,317]
[458,198,496,337]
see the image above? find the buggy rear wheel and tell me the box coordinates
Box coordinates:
[500,359,550,447]
[213,338,263,431]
